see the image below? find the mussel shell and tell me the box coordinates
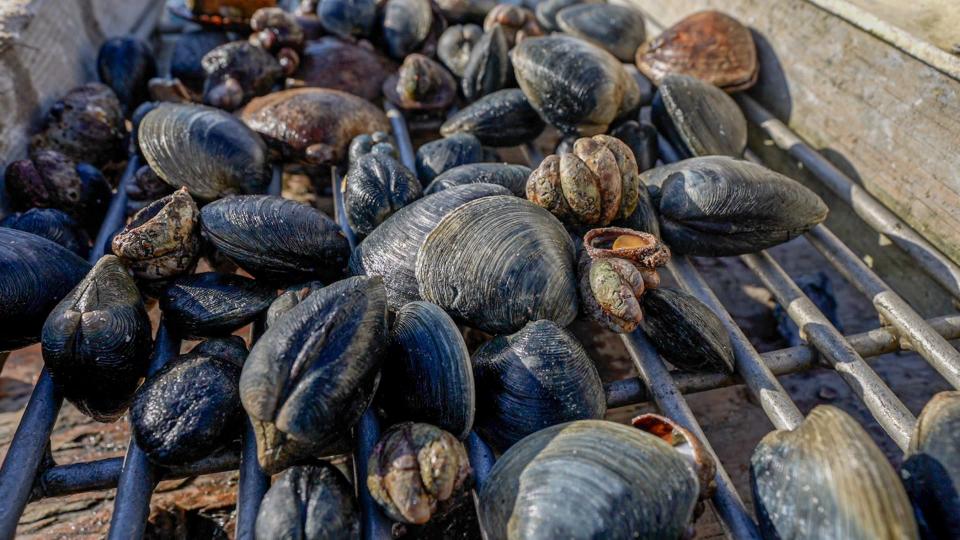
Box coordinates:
[437,24,482,77]
[644,156,828,256]
[639,287,734,373]
[130,337,245,466]
[434,0,496,22]
[240,276,387,470]
[512,35,640,136]
[348,131,397,164]
[349,183,512,309]
[609,120,658,173]
[424,163,531,197]
[652,73,747,158]
[0,209,89,258]
[636,10,758,91]
[266,281,325,328]
[30,83,125,167]
[317,0,377,38]
[200,195,350,284]
[139,103,271,200]
[345,153,423,237]
[296,38,396,101]
[0,228,91,350]
[201,41,284,110]
[97,36,157,115]
[416,196,578,334]
[380,301,475,438]
[902,391,960,538]
[440,89,545,147]
[472,320,605,452]
[751,405,918,539]
[479,420,700,539]
[41,255,152,422]
[171,30,230,92]
[556,3,645,62]
[241,88,390,165]
[382,0,433,59]
[415,133,484,183]
[534,0,599,32]
[461,25,510,102]
[256,463,360,539]
[159,272,276,339]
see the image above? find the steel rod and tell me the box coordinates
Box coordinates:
[385,102,416,171]
[107,323,180,540]
[332,166,358,250]
[91,155,139,261]
[737,94,960,300]
[358,410,393,540]
[621,331,761,540]
[742,251,917,450]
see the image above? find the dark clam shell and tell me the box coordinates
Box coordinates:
[610,120,659,173]
[41,256,153,422]
[383,54,457,111]
[425,163,531,197]
[139,103,271,200]
[380,302,475,438]
[30,83,125,167]
[556,3,645,62]
[241,88,389,165]
[480,420,701,539]
[472,320,605,452]
[639,287,734,373]
[201,41,284,110]
[0,208,89,258]
[751,405,918,539]
[534,0,599,32]
[249,7,306,54]
[437,24,482,77]
[416,196,578,334]
[434,0,496,22]
[97,36,157,115]
[296,38,396,102]
[159,272,276,339]
[349,183,512,309]
[266,281,324,328]
[902,391,960,538]
[653,73,747,158]
[348,131,398,164]
[345,153,423,238]
[131,337,245,466]
[240,276,387,473]
[461,25,509,102]
[643,157,828,256]
[636,10,758,92]
[256,463,360,539]
[482,4,542,47]
[200,195,350,284]
[171,30,230,93]
[317,0,377,38]
[512,35,640,136]
[382,0,434,59]
[415,133,484,183]
[0,228,90,351]
[440,88,545,147]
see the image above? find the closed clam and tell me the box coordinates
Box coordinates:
[636,10,758,91]
[461,25,509,102]
[159,272,276,339]
[200,195,349,284]
[383,54,457,111]
[534,0,599,32]
[434,0,496,22]
[349,183,512,309]
[556,3,645,62]
[0,209,89,258]
[256,463,360,540]
[610,120,659,173]
[380,301,475,438]
[653,73,748,158]
[440,89,545,147]
[202,41,284,110]
[97,36,157,115]
[131,337,246,466]
[348,131,398,164]
[437,24,482,77]
[479,419,704,539]
[171,30,230,93]
[240,276,387,473]
[381,0,434,59]
[317,0,376,39]
[241,87,389,165]
[415,133,484,183]
[472,320,605,452]
[483,4,542,46]
[642,156,828,256]
[751,405,918,539]
[512,35,640,135]
[345,153,423,237]
[640,288,734,372]
[416,196,579,333]
[296,38,396,101]
[125,165,174,215]
[0,228,90,351]
[42,256,153,422]
[139,103,271,200]
[425,163,531,196]
[30,83,125,167]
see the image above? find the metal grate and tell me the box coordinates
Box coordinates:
[3,26,960,540]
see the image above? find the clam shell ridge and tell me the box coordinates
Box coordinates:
[415,196,578,334]
[751,405,918,540]
[479,420,700,540]
[159,272,277,339]
[256,463,360,539]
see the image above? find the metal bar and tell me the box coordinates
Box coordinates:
[384,102,416,171]
[92,155,139,261]
[621,331,761,540]
[236,315,271,540]
[358,410,393,540]
[107,323,180,540]
[741,251,917,450]
[737,94,960,299]
[805,224,960,389]
[332,166,358,250]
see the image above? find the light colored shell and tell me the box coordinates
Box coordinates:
[113,188,201,282]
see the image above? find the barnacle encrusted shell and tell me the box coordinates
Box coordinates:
[256,463,361,539]
[383,53,457,111]
[440,88,545,147]
[112,188,201,283]
[30,83,125,167]
[345,153,423,238]
[652,73,748,158]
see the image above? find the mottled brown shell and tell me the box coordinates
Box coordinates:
[295,38,396,102]
[186,0,276,19]
[30,83,125,167]
[112,188,201,282]
[483,4,542,46]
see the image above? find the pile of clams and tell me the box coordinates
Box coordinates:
[0,3,948,540]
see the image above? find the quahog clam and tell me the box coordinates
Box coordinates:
[556,3,645,62]
[159,272,276,339]
[316,0,377,38]
[437,24,482,77]
[640,287,735,372]
[440,89,545,147]
[97,36,157,115]
[256,463,360,539]
[653,73,748,158]
[30,83,125,167]
[461,24,510,102]
[415,132,484,183]
[345,153,423,238]
[296,38,396,102]
[381,0,434,59]
[424,163,531,197]
[0,209,89,258]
